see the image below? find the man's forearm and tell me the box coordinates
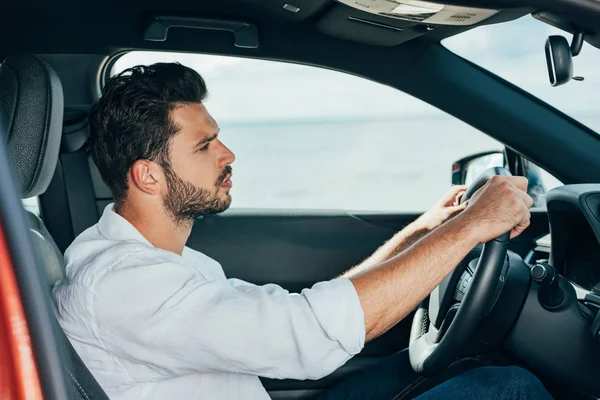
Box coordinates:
[342,218,430,279]
[349,213,479,342]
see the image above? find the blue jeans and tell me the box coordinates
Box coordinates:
[318,350,553,400]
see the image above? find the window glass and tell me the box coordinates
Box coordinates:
[463,153,561,207]
[444,15,600,134]
[113,52,505,212]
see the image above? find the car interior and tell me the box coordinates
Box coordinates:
[1,0,600,399]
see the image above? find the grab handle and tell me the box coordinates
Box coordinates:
[144,15,259,48]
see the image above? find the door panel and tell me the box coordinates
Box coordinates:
[188,210,416,292]
[188,210,417,396]
[187,209,549,290]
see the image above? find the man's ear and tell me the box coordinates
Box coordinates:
[129,160,162,195]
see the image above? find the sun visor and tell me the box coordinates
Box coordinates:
[337,0,498,26]
[318,4,431,46]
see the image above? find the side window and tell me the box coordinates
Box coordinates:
[525,160,562,208]
[460,151,561,208]
[112,52,506,212]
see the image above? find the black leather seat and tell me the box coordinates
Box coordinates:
[0,53,109,399]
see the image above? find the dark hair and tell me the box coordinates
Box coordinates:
[89,62,208,205]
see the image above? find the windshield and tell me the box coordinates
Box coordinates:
[443,15,600,134]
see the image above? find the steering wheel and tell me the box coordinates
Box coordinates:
[408,167,511,375]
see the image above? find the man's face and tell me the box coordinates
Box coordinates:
[161,103,235,224]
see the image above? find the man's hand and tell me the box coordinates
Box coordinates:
[460,176,533,242]
[343,185,469,278]
[416,185,468,231]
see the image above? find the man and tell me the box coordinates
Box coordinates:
[53,63,551,399]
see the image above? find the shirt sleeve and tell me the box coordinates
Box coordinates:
[227,277,292,296]
[92,256,366,380]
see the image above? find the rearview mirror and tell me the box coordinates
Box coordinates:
[452,151,504,185]
[545,35,573,87]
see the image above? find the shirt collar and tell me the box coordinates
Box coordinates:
[97,203,153,246]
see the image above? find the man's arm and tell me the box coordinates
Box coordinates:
[343,185,467,279]
[342,221,429,279]
[90,255,366,381]
[350,176,533,342]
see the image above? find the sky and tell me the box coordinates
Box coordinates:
[113,14,600,133]
[113,50,437,124]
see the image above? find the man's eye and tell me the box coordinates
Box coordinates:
[199,143,210,152]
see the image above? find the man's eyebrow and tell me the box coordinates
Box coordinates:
[195,131,219,147]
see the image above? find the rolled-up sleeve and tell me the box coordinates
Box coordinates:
[92,257,365,381]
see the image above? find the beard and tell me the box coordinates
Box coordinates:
[162,164,232,226]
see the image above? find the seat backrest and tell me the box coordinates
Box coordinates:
[0,53,109,400]
[27,210,66,284]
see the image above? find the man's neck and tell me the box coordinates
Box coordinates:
[117,201,192,256]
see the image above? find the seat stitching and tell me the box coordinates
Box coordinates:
[30,54,53,195]
[67,369,91,400]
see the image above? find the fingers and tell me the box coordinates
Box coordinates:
[471,176,532,241]
[454,190,467,206]
[516,189,534,209]
[443,185,467,199]
[446,202,468,217]
[450,184,468,193]
[510,191,531,238]
[506,176,528,192]
[490,176,532,208]
[443,185,467,206]
[510,213,531,239]
[510,181,532,238]
[449,202,468,212]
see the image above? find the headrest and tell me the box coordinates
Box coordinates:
[0,54,64,198]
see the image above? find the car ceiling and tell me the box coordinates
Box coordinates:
[2,0,600,56]
[0,0,520,55]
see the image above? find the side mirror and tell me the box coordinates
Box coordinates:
[452,151,553,208]
[451,151,504,185]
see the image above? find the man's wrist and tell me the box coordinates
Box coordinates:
[413,212,437,232]
[444,211,481,248]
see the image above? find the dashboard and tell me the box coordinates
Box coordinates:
[563,220,600,291]
[504,185,600,397]
[546,185,600,293]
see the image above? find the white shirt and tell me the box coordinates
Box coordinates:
[53,204,365,400]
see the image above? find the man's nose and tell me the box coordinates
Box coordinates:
[218,141,236,169]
